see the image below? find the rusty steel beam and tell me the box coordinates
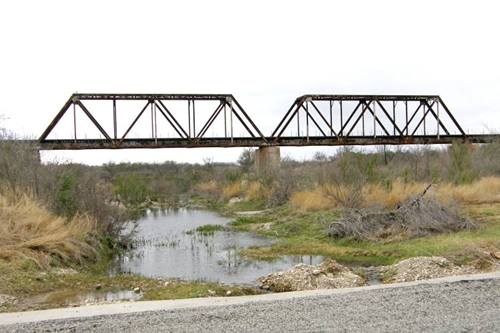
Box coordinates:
[32,134,500,150]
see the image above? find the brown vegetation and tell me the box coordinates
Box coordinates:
[328,196,475,242]
[290,177,500,211]
[0,191,97,267]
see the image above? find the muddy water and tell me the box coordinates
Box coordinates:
[113,209,324,285]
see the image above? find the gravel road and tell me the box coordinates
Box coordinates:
[2,278,499,332]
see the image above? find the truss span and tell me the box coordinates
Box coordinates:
[37,94,498,149]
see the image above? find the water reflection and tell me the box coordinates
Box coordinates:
[114,209,323,285]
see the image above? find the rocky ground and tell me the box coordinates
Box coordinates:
[3,277,499,332]
[259,255,500,292]
[380,256,474,283]
[2,255,499,310]
[258,259,365,292]
[0,295,16,308]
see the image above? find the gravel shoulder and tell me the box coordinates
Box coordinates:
[1,272,499,333]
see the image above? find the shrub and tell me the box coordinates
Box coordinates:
[238,148,255,172]
[448,143,476,184]
[114,174,151,205]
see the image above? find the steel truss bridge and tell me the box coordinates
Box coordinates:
[37,93,498,150]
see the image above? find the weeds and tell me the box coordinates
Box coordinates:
[0,191,97,268]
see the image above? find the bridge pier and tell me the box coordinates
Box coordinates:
[254,146,280,172]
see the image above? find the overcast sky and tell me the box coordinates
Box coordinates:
[0,0,499,164]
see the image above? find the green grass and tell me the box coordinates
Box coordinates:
[237,203,500,267]
[227,199,267,212]
[185,224,226,235]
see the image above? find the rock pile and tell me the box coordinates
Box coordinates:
[258,259,364,292]
[381,256,475,283]
[0,294,16,307]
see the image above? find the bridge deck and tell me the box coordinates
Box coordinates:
[34,134,499,150]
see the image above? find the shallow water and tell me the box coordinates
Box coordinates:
[113,209,324,285]
[20,289,143,310]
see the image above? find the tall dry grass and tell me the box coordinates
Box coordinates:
[0,191,97,267]
[244,181,266,201]
[222,181,242,199]
[435,177,500,204]
[291,177,500,211]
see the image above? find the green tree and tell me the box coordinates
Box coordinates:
[55,173,78,217]
[448,143,476,184]
[238,148,255,172]
[114,174,151,205]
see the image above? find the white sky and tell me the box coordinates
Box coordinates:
[0,0,499,165]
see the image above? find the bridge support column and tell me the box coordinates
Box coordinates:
[254,146,280,172]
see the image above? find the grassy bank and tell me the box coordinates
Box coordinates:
[231,203,500,268]
[0,257,259,313]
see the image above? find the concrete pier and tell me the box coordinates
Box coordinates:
[254,146,280,172]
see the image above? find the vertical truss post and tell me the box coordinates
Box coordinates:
[392,101,396,135]
[423,101,427,135]
[73,102,77,142]
[305,100,309,142]
[405,101,408,136]
[362,100,366,136]
[340,101,343,136]
[113,100,117,140]
[228,97,234,143]
[153,102,158,143]
[223,102,227,138]
[192,100,196,138]
[297,105,300,136]
[329,100,333,136]
[373,100,376,138]
[436,101,440,139]
[150,102,154,138]
[187,100,191,139]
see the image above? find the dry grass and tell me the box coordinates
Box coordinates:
[435,177,500,204]
[245,181,264,201]
[222,181,242,199]
[0,191,97,268]
[195,181,219,196]
[290,188,332,211]
[364,181,428,208]
[291,177,500,211]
